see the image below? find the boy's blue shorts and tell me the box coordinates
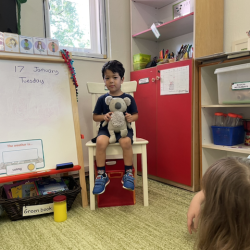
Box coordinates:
[91,127,134,144]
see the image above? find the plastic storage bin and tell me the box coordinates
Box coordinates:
[133,62,147,71]
[94,159,135,207]
[214,63,250,104]
[133,53,151,63]
[211,126,245,146]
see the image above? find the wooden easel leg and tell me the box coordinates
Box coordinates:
[89,148,96,210]
[79,166,88,207]
[141,145,149,206]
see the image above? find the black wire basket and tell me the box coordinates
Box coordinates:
[0,176,81,221]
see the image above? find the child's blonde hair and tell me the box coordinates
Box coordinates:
[197,157,250,250]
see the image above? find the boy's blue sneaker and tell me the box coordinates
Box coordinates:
[122,172,135,191]
[93,173,110,195]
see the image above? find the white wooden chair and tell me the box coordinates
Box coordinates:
[86,81,149,210]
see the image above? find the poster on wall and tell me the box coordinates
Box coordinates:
[160,65,189,95]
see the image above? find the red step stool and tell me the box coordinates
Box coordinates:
[94,159,135,207]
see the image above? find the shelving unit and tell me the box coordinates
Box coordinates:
[130,0,224,191]
[202,144,250,154]
[133,0,177,9]
[202,105,250,108]
[199,56,250,176]
[132,13,194,42]
[130,0,224,67]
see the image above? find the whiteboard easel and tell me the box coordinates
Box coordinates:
[0,52,88,207]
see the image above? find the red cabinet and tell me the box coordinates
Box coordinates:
[131,60,193,187]
[131,67,157,176]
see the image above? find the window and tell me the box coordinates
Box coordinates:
[44,0,107,58]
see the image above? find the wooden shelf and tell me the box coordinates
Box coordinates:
[132,12,194,42]
[202,104,250,108]
[0,52,64,63]
[131,58,193,72]
[133,0,177,9]
[0,165,81,184]
[202,144,250,154]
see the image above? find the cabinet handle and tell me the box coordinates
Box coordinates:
[156,76,160,80]
[152,78,155,82]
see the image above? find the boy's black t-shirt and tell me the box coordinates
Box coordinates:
[93,92,138,132]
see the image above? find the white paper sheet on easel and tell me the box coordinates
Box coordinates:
[160,65,189,95]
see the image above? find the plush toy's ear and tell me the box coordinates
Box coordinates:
[105,96,113,105]
[124,97,131,106]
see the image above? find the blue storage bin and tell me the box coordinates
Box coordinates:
[211,126,245,146]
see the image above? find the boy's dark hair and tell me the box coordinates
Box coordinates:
[102,60,125,79]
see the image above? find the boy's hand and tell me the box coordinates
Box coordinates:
[104,112,113,122]
[125,112,133,123]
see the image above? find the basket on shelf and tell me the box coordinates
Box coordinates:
[0,176,81,221]
[211,125,245,146]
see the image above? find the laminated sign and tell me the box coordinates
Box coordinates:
[23,203,53,216]
[232,82,250,90]
[0,139,45,175]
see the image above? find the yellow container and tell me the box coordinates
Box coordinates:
[53,195,67,222]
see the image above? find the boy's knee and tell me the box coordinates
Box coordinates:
[96,136,109,150]
[119,137,132,149]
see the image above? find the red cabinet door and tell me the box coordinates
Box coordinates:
[131,68,157,176]
[156,60,192,186]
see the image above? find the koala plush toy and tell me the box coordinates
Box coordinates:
[102,96,132,143]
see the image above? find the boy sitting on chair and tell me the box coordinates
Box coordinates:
[92,60,138,195]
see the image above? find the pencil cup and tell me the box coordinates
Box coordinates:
[53,195,67,222]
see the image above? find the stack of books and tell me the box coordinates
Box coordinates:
[35,178,69,196]
[3,177,69,199]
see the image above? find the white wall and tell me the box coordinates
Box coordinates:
[20,0,45,37]
[224,0,250,52]
[20,0,131,170]
[158,32,193,58]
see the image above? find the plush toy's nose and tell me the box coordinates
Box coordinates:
[115,102,121,109]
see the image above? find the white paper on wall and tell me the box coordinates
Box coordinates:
[160,65,189,95]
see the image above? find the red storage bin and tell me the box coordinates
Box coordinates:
[94,159,135,207]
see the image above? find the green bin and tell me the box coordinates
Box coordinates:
[133,53,151,63]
